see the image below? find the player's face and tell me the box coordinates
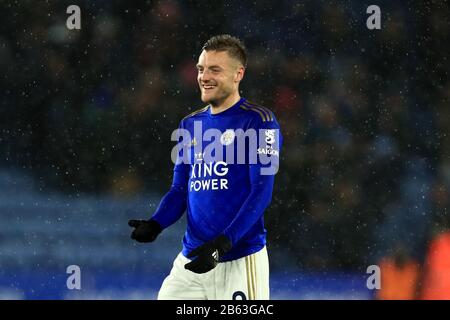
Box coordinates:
[197,50,243,105]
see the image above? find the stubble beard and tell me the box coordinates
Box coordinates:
[202,87,231,107]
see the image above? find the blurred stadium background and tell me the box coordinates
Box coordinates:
[0,0,449,299]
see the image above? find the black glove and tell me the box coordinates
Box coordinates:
[184,235,232,274]
[128,219,162,243]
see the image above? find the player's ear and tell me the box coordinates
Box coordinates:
[235,66,245,83]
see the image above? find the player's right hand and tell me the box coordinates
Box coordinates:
[128,219,162,243]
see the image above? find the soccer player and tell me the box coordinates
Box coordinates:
[128,35,282,300]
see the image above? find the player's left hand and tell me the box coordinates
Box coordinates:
[184,235,232,274]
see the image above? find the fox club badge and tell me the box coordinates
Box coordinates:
[220,129,235,146]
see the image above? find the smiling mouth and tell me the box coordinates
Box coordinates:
[202,84,216,90]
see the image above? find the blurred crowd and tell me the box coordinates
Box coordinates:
[1,0,449,275]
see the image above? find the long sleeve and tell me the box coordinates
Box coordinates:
[150,120,191,229]
[222,165,275,245]
[222,116,282,245]
[150,162,190,229]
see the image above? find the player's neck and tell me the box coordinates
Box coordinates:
[209,93,241,115]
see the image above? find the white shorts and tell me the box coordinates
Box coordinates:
[157,247,269,300]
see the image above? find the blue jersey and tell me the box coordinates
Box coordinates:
[151,97,282,261]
